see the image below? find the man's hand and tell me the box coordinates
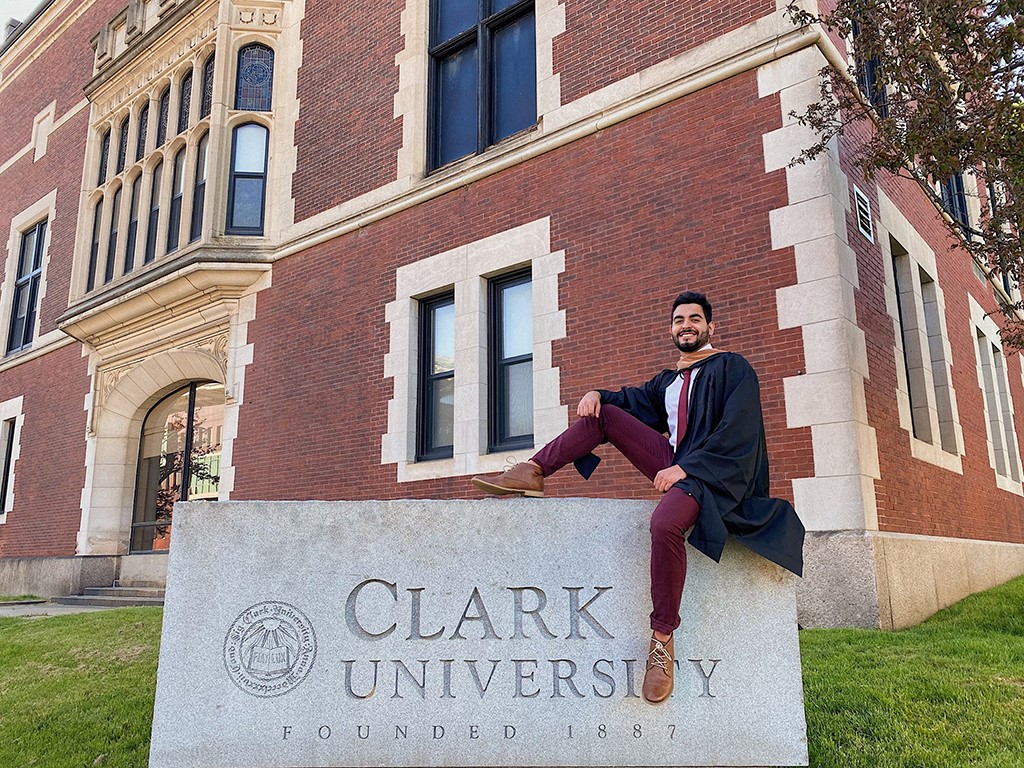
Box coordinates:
[577,391,602,418]
[654,465,687,493]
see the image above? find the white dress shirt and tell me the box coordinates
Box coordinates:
[665,343,712,449]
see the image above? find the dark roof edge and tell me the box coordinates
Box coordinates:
[1,1,58,58]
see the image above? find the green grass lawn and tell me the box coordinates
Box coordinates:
[0,595,43,602]
[0,579,1022,767]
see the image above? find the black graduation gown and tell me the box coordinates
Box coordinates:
[584,352,804,577]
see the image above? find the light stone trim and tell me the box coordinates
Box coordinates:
[968,294,1023,495]
[800,529,1024,629]
[876,188,964,474]
[1,190,58,357]
[382,218,567,482]
[0,396,25,524]
[759,46,880,532]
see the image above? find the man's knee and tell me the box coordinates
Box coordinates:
[650,492,699,540]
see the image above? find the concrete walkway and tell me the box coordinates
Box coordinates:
[0,600,123,618]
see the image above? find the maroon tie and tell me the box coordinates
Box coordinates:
[677,368,693,446]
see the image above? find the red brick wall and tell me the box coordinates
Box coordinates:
[840,124,1024,545]
[0,0,120,161]
[292,0,404,221]
[0,343,89,558]
[553,0,776,104]
[233,71,813,507]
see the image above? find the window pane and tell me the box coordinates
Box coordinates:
[195,134,209,181]
[492,12,536,142]
[132,387,190,552]
[436,0,477,42]
[172,148,186,194]
[117,116,129,174]
[236,44,274,111]
[157,89,169,145]
[430,375,455,449]
[504,360,533,438]
[136,105,149,161]
[231,177,265,229]
[178,73,192,133]
[234,124,268,173]
[17,230,35,277]
[501,279,531,358]
[30,222,45,270]
[188,383,224,500]
[98,131,110,186]
[437,44,478,166]
[432,301,455,373]
[490,0,522,13]
[201,55,215,117]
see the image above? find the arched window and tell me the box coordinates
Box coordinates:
[157,87,170,146]
[97,130,110,186]
[226,122,268,235]
[167,148,186,253]
[144,161,162,264]
[190,133,209,242]
[116,115,130,174]
[136,104,149,161]
[125,176,141,274]
[131,381,224,552]
[235,44,274,111]
[105,186,122,283]
[201,54,215,118]
[87,199,103,292]
[178,72,192,134]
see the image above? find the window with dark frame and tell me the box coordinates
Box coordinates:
[190,133,209,242]
[157,87,170,146]
[851,20,889,118]
[201,54,215,118]
[941,172,970,233]
[417,293,456,460]
[488,270,533,451]
[87,201,102,292]
[0,417,15,513]
[125,176,141,274]
[178,72,192,134]
[235,44,274,111]
[166,147,186,253]
[6,220,47,355]
[97,130,110,186]
[428,0,536,170]
[226,122,269,235]
[104,186,122,283]
[116,115,130,174]
[136,104,149,161]
[144,161,162,263]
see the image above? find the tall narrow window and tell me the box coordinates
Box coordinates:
[190,133,209,242]
[105,186,122,283]
[429,0,536,170]
[941,173,970,232]
[132,382,224,552]
[116,115,130,174]
[417,293,455,460]
[157,87,170,146]
[851,20,888,118]
[201,54,215,118]
[166,148,186,253]
[235,44,274,111]
[97,130,110,186]
[125,176,141,274]
[226,122,269,235]
[178,72,192,134]
[6,220,46,354]
[976,330,1021,482]
[0,418,16,513]
[489,270,533,450]
[136,104,149,161]
[87,201,103,292]
[144,161,162,263]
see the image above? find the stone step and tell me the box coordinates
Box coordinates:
[84,586,166,598]
[51,594,165,608]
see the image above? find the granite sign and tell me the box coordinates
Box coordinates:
[150,499,808,767]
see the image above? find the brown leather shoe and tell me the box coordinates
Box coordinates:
[471,462,545,497]
[642,634,674,703]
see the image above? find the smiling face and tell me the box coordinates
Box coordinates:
[670,303,714,353]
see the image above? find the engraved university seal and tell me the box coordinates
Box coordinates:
[223,601,317,698]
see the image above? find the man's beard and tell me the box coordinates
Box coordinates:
[674,329,710,353]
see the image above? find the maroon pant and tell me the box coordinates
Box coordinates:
[531,405,699,634]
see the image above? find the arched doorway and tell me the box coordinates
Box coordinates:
[130,381,225,552]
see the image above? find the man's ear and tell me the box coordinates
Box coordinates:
[708,321,716,337]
